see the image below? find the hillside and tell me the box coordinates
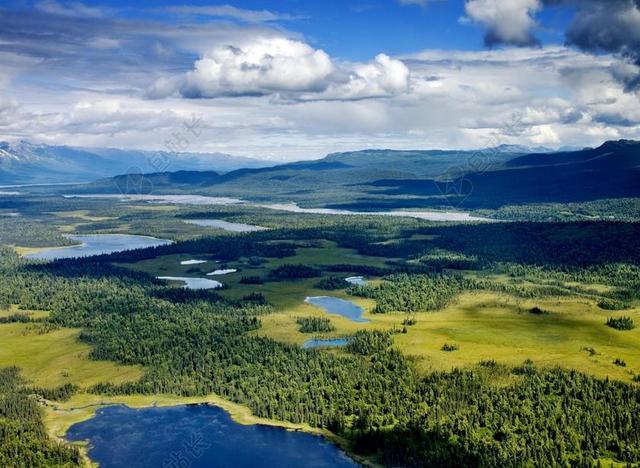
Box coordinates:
[73,140,639,211]
[81,147,528,205]
[362,140,640,209]
[0,141,271,185]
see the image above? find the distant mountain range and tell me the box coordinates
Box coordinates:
[361,140,640,209]
[86,146,532,204]
[0,141,272,185]
[79,140,640,210]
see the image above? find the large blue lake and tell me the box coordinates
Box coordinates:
[305,297,369,323]
[25,234,171,260]
[66,404,358,468]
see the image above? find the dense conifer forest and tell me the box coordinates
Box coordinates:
[0,368,80,467]
[1,203,640,466]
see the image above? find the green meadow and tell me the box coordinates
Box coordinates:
[119,236,640,384]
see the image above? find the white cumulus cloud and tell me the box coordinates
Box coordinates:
[175,38,410,101]
[324,54,411,100]
[180,38,334,98]
[464,0,542,46]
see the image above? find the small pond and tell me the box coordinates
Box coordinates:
[345,276,368,286]
[156,276,223,290]
[207,269,237,276]
[302,338,349,349]
[304,297,369,323]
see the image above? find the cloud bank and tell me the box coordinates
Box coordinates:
[0,1,638,160]
[463,0,640,89]
[563,0,640,90]
[155,37,410,101]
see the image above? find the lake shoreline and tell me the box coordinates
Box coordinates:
[23,234,172,261]
[13,242,83,257]
[15,232,172,258]
[44,392,379,468]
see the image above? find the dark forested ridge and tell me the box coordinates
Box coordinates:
[351,140,640,210]
[73,140,640,213]
[80,146,525,196]
[1,211,639,467]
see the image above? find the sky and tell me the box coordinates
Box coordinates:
[1,0,640,160]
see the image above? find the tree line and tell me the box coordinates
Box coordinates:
[0,367,80,467]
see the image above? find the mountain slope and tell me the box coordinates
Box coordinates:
[0,141,271,185]
[362,140,640,209]
[80,147,528,205]
[75,140,639,210]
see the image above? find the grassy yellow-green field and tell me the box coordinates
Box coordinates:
[0,319,142,389]
[256,290,640,383]
[120,240,640,383]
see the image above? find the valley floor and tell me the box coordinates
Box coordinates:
[1,194,639,467]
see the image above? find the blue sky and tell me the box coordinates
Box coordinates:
[25,0,574,58]
[157,0,487,58]
[0,0,639,160]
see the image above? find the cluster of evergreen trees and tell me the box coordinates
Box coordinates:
[270,264,320,280]
[352,273,476,313]
[297,317,335,333]
[0,218,77,249]
[346,330,393,355]
[315,276,348,290]
[606,316,636,331]
[484,198,640,222]
[0,367,80,467]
